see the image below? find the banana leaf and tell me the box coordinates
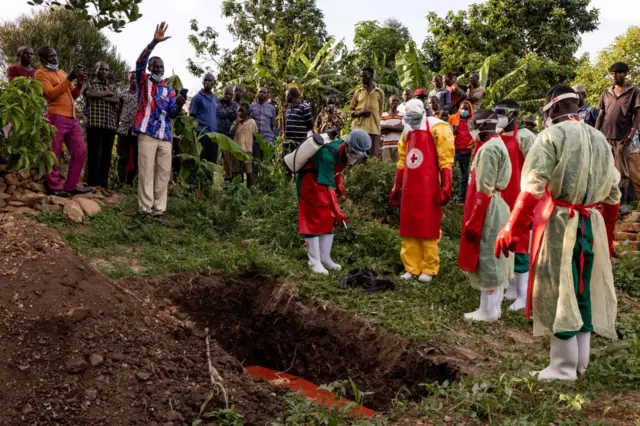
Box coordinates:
[395,41,429,90]
[205,132,250,161]
[479,56,493,88]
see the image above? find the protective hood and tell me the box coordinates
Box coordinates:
[448,100,473,127]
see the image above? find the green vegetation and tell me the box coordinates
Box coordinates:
[27,0,142,32]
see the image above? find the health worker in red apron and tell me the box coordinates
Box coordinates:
[495,86,621,382]
[389,99,454,283]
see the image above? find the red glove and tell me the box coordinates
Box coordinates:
[389,168,404,207]
[439,168,453,206]
[495,191,540,258]
[600,202,620,257]
[463,192,492,243]
[329,189,347,227]
[335,173,346,197]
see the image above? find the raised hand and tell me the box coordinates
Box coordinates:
[153,22,171,43]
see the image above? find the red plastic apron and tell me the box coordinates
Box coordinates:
[298,146,347,235]
[525,189,596,319]
[501,126,530,254]
[399,124,441,239]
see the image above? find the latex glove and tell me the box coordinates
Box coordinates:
[495,191,540,258]
[329,189,347,226]
[463,192,492,243]
[439,168,453,206]
[600,202,620,257]
[389,168,404,206]
[335,173,346,197]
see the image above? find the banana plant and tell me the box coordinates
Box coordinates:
[395,40,431,91]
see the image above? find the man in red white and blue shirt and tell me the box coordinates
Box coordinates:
[134,22,186,223]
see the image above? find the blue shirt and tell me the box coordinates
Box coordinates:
[578,104,599,128]
[250,101,276,142]
[429,87,452,112]
[190,90,218,133]
[216,98,238,137]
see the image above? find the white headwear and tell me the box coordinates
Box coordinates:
[403,99,425,129]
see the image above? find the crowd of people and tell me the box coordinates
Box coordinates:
[5,20,640,384]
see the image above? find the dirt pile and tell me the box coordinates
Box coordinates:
[0,213,283,426]
[0,169,118,221]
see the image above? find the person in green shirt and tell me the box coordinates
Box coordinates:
[350,67,384,158]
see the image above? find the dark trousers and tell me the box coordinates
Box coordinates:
[86,126,116,188]
[455,150,472,203]
[252,139,264,181]
[116,132,138,185]
[201,134,219,164]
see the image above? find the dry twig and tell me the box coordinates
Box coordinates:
[205,327,229,408]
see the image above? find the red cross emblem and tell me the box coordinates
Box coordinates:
[406,148,424,169]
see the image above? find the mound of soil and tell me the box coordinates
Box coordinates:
[0,213,284,426]
[130,272,466,410]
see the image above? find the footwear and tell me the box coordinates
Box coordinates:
[577,332,591,374]
[464,291,489,321]
[505,279,517,301]
[487,289,503,319]
[619,204,631,216]
[47,189,71,198]
[154,214,167,225]
[509,272,528,311]
[400,271,415,280]
[418,273,433,283]
[305,238,328,275]
[70,186,93,194]
[537,335,578,382]
[319,234,341,271]
[465,290,502,322]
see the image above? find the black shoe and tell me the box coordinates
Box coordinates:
[70,186,94,195]
[154,214,167,225]
[47,189,71,198]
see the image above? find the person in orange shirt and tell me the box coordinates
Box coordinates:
[34,46,91,197]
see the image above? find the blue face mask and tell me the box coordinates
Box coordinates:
[45,62,58,71]
[460,110,470,118]
[150,74,163,83]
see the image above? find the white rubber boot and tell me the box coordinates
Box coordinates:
[577,332,591,374]
[537,335,579,382]
[400,272,415,280]
[418,274,433,283]
[505,279,517,301]
[509,272,528,311]
[487,289,503,320]
[319,234,341,271]
[305,238,328,275]
[465,291,499,321]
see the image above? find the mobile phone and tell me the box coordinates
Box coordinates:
[180,88,189,98]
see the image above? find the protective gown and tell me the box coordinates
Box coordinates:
[523,121,621,339]
[461,136,513,290]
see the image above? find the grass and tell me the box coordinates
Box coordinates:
[36,161,640,425]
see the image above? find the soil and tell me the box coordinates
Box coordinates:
[0,213,284,426]
[0,212,465,425]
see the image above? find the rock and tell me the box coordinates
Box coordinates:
[85,389,98,401]
[166,411,185,422]
[8,201,25,207]
[75,198,101,217]
[103,194,119,206]
[17,169,31,180]
[136,371,151,381]
[614,232,637,241]
[0,199,5,209]
[29,182,47,193]
[33,203,42,211]
[616,222,640,233]
[17,179,31,188]
[93,191,106,200]
[20,191,46,206]
[4,173,19,186]
[66,357,88,373]
[41,203,63,214]
[66,307,91,323]
[74,192,95,199]
[6,185,16,194]
[0,192,10,200]
[95,199,105,207]
[30,169,38,177]
[49,195,71,206]
[6,206,39,216]
[0,181,5,192]
[63,201,84,223]
[623,211,640,223]
[89,354,104,366]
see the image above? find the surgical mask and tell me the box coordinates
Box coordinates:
[495,115,508,134]
[347,150,367,166]
[460,110,469,118]
[44,62,58,71]
[469,129,480,141]
[545,113,579,128]
[150,73,164,83]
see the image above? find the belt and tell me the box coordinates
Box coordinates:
[554,199,596,294]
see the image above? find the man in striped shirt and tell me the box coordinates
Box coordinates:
[380,95,404,162]
[134,22,186,222]
[284,87,314,153]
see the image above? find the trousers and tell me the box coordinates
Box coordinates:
[45,114,87,191]
[455,150,472,203]
[86,126,115,188]
[137,134,172,215]
[400,234,441,276]
[116,132,138,185]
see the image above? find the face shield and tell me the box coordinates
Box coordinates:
[541,92,580,128]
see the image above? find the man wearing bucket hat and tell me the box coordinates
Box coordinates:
[294,129,371,275]
[389,99,455,283]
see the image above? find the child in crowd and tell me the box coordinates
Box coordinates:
[230,102,258,187]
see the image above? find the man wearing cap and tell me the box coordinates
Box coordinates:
[297,130,371,275]
[596,62,640,216]
[573,85,599,127]
[389,99,455,283]
[496,85,620,382]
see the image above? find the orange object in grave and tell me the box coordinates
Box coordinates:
[246,365,377,418]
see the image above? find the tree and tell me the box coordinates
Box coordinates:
[426,0,599,76]
[573,26,640,106]
[186,19,220,78]
[27,0,142,32]
[0,8,129,83]
[353,19,411,70]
